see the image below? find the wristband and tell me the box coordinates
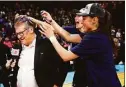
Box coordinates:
[49,36,56,42]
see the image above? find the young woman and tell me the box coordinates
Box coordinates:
[40,3,121,87]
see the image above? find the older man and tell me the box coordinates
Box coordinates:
[14,16,67,87]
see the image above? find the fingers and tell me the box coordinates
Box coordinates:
[19,15,27,18]
[15,13,20,19]
[6,59,12,64]
[27,16,33,20]
[40,10,48,17]
[38,24,55,36]
[38,22,51,31]
[40,10,53,22]
[6,59,17,69]
[15,12,51,29]
[6,59,12,69]
[39,25,55,40]
[38,25,47,35]
[15,13,28,20]
[38,26,48,36]
[38,24,46,32]
[13,59,16,64]
[38,30,46,36]
[11,59,16,68]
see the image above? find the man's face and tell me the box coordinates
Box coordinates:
[15,23,30,46]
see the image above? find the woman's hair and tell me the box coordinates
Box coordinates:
[98,10,112,37]
[98,10,117,57]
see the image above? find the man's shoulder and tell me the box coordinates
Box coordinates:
[36,36,54,49]
[37,37,51,44]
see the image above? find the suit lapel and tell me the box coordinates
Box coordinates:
[34,36,44,69]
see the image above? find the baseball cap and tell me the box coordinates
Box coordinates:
[76,3,105,18]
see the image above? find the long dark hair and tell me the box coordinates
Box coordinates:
[98,10,112,38]
[98,10,116,57]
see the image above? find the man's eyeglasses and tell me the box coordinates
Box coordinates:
[15,29,28,37]
[15,16,34,37]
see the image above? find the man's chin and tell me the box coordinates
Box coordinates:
[20,40,25,44]
[75,26,80,29]
[75,25,81,29]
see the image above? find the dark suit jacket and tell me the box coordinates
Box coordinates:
[0,42,11,67]
[15,35,68,87]
[0,42,11,87]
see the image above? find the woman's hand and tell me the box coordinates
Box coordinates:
[40,10,53,23]
[15,14,27,19]
[39,24,55,39]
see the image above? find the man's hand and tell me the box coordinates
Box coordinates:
[11,59,16,68]
[5,59,16,69]
[5,59,12,69]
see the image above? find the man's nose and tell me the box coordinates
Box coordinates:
[17,34,22,39]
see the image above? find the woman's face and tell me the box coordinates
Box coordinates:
[75,15,83,29]
[81,16,95,32]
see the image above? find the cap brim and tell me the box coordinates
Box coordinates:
[76,13,89,16]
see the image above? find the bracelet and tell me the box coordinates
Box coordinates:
[49,36,56,42]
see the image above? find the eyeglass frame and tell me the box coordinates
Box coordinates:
[15,28,29,37]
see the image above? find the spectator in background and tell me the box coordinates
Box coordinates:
[114,37,125,65]
[3,36,13,48]
[0,32,16,87]
[111,25,116,37]
[113,37,120,62]
[0,31,4,43]
[1,27,6,38]
[117,39,125,64]
[116,28,122,40]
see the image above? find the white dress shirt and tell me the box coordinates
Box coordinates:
[17,37,38,87]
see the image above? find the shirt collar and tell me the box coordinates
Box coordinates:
[22,35,36,49]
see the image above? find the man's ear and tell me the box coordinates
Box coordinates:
[28,27,34,33]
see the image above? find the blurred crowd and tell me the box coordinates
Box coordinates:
[0,1,125,87]
[0,1,125,64]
